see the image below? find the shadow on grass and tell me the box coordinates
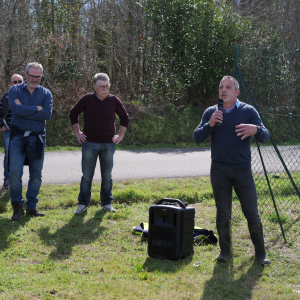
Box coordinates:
[0,188,10,213]
[263,215,300,245]
[0,213,31,251]
[279,216,300,244]
[38,210,107,260]
[201,259,263,300]
[142,253,194,273]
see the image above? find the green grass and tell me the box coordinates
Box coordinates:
[0,178,300,299]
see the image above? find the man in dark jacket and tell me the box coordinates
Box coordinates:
[0,74,24,189]
[70,73,130,214]
[194,75,271,265]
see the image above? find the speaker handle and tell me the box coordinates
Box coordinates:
[156,198,188,208]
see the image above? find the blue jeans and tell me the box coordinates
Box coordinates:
[9,135,45,209]
[210,162,261,225]
[3,130,10,180]
[78,141,115,206]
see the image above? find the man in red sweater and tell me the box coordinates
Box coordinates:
[69,73,130,214]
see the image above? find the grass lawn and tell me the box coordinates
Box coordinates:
[0,178,299,300]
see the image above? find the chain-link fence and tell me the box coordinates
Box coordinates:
[232,44,300,243]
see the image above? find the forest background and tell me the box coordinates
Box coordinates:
[0,0,299,148]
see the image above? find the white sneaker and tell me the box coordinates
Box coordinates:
[101,204,116,213]
[74,204,87,214]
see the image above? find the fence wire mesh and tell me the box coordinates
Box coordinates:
[232,44,300,243]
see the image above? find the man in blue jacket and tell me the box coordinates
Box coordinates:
[8,62,52,221]
[194,75,271,265]
[0,74,24,189]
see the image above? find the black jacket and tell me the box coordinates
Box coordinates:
[0,91,12,128]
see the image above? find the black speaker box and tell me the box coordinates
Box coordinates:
[148,198,195,260]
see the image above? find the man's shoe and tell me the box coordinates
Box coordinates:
[101,204,116,213]
[2,179,9,189]
[11,203,24,221]
[74,204,87,214]
[26,209,45,217]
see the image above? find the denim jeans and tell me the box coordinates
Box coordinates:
[210,161,261,225]
[3,130,10,180]
[78,141,115,206]
[9,135,45,209]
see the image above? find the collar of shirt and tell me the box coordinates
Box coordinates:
[94,91,109,101]
[20,81,27,90]
[224,99,240,113]
[21,81,41,93]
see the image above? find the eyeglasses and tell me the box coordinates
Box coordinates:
[12,80,22,84]
[98,85,110,90]
[27,73,42,79]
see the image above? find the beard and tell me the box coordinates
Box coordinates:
[27,81,39,89]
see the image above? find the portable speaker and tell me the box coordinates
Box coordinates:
[148,198,195,260]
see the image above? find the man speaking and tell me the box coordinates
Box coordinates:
[194,75,271,265]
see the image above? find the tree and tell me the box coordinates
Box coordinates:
[145,0,250,105]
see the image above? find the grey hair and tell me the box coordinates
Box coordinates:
[93,73,110,85]
[11,74,24,82]
[26,62,43,74]
[221,75,239,90]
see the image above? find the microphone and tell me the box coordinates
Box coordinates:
[217,99,223,127]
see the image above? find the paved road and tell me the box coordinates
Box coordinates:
[1,145,299,186]
[0,148,212,185]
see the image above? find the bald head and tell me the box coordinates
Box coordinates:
[10,74,24,86]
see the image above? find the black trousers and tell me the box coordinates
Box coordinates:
[210,162,261,225]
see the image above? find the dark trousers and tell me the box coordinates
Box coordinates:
[210,162,261,225]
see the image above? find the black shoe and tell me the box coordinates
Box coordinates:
[26,209,45,217]
[11,203,24,221]
[2,179,9,189]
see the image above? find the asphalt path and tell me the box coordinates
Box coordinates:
[1,145,299,186]
[0,147,212,186]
